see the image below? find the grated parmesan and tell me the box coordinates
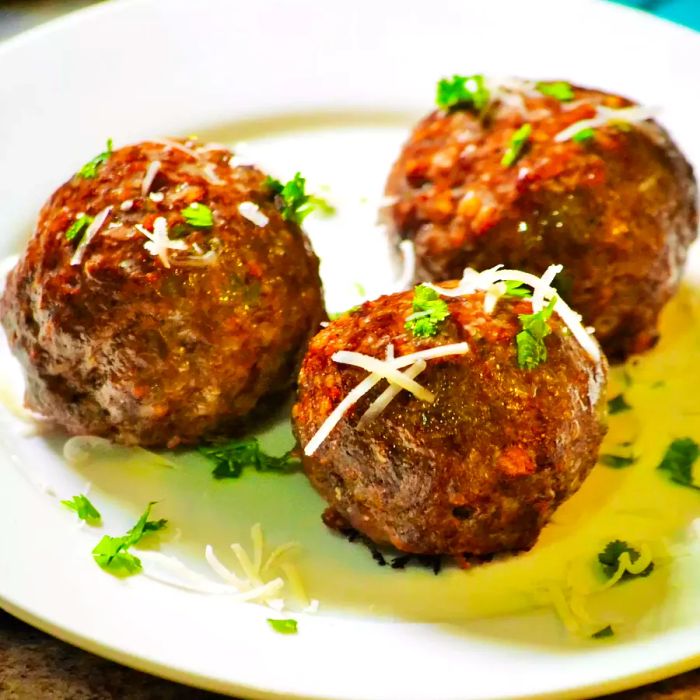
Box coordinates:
[141,160,161,197]
[304,343,469,456]
[554,105,659,143]
[70,206,112,266]
[238,201,269,227]
[135,217,187,268]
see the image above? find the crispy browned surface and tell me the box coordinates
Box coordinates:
[385,84,698,362]
[292,289,608,555]
[0,140,325,447]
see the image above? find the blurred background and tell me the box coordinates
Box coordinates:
[0,0,698,42]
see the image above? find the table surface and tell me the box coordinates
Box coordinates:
[1,2,699,699]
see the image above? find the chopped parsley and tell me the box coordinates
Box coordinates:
[573,127,596,143]
[535,81,575,101]
[503,280,532,299]
[592,625,614,639]
[198,437,299,480]
[92,502,167,576]
[608,394,631,415]
[265,172,332,224]
[598,540,654,581]
[501,123,532,167]
[405,284,450,338]
[599,454,637,469]
[61,494,101,524]
[65,214,94,242]
[267,618,298,635]
[657,437,700,490]
[78,138,113,179]
[328,305,361,321]
[181,202,214,228]
[435,74,490,112]
[516,296,556,370]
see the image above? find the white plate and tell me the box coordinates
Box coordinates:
[1,1,700,698]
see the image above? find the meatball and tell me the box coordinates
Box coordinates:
[385,79,698,362]
[293,278,607,556]
[1,139,325,447]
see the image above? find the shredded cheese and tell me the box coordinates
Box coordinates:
[135,217,187,268]
[141,160,161,197]
[358,359,427,427]
[427,266,600,363]
[202,162,224,185]
[304,343,469,456]
[554,105,658,143]
[238,201,269,227]
[332,351,435,403]
[152,138,200,159]
[532,264,563,313]
[70,206,112,266]
[140,524,307,610]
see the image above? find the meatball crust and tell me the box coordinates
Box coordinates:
[1,139,325,447]
[385,83,698,362]
[293,288,607,556]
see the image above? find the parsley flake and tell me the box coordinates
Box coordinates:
[181,202,214,228]
[264,172,332,224]
[405,284,450,338]
[516,296,556,370]
[503,280,532,299]
[657,437,700,490]
[592,625,614,639]
[608,394,631,415]
[573,127,596,143]
[501,123,532,167]
[598,540,654,581]
[198,437,299,480]
[267,618,298,635]
[435,74,490,112]
[78,139,113,179]
[535,81,575,101]
[599,454,637,469]
[65,214,94,242]
[61,494,101,524]
[92,502,167,577]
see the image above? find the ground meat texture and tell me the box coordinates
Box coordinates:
[384,83,698,362]
[1,139,325,447]
[292,288,607,556]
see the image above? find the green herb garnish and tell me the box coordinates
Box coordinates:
[503,280,532,299]
[598,540,654,581]
[61,494,101,524]
[535,81,575,101]
[592,625,614,639]
[181,202,214,228]
[501,123,532,167]
[78,138,113,179]
[599,454,637,469]
[572,127,596,143]
[198,437,299,480]
[328,305,361,321]
[265,172,331,224]
[92,502,167,576]
[65,214,94,242]
[435,74,490,112]
[608,394,631,415]
[405,284,450,338]
[516,296,556,370]
[657,437,700,490]
[267,618,298,635]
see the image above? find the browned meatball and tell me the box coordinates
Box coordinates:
[385,79,698,362]
[1,139,325,447]
[292,281,607,556]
